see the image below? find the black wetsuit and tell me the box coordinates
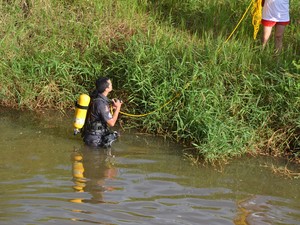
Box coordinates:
[82,93,118,148]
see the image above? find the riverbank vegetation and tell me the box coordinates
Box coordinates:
[0,0,299,163]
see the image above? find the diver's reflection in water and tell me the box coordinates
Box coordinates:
[71,146,118,204]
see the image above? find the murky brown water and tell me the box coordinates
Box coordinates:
[0,106,299,225]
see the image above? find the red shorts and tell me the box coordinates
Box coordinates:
[261,19,290,27]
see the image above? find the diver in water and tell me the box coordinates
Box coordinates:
[82,77,122,148]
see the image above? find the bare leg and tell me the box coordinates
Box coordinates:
[274,25,286,53]
[262,26,273,49]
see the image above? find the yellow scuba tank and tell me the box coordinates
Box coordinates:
[73,94,90,135]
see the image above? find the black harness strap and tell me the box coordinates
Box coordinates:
[75,101,89,110]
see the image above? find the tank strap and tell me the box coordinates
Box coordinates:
[75,101,89,109]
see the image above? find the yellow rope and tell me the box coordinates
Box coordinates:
[224,0,253,44]
[119,75,198,118]
[119,92,181,118]
[251,0,262,39]
[118,1,258,118]
[217,0,254,53]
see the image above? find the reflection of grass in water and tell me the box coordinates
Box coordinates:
[270,164,300,179]
[258,161,300,179]
[234,196,252,225]
[234,192,300,225]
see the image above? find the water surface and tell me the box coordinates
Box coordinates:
[0,107,299,225]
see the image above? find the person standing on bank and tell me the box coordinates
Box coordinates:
[261,0,290,52]
[82,77,123,148]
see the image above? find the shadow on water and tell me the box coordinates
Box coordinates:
[0,106,300,225]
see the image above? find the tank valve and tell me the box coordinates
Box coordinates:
[74,129,80,135]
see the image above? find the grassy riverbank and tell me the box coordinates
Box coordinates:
[0,0,299,162]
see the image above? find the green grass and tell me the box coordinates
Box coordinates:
[0,0,299,162]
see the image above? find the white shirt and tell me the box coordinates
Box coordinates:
[262,0,290,22]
